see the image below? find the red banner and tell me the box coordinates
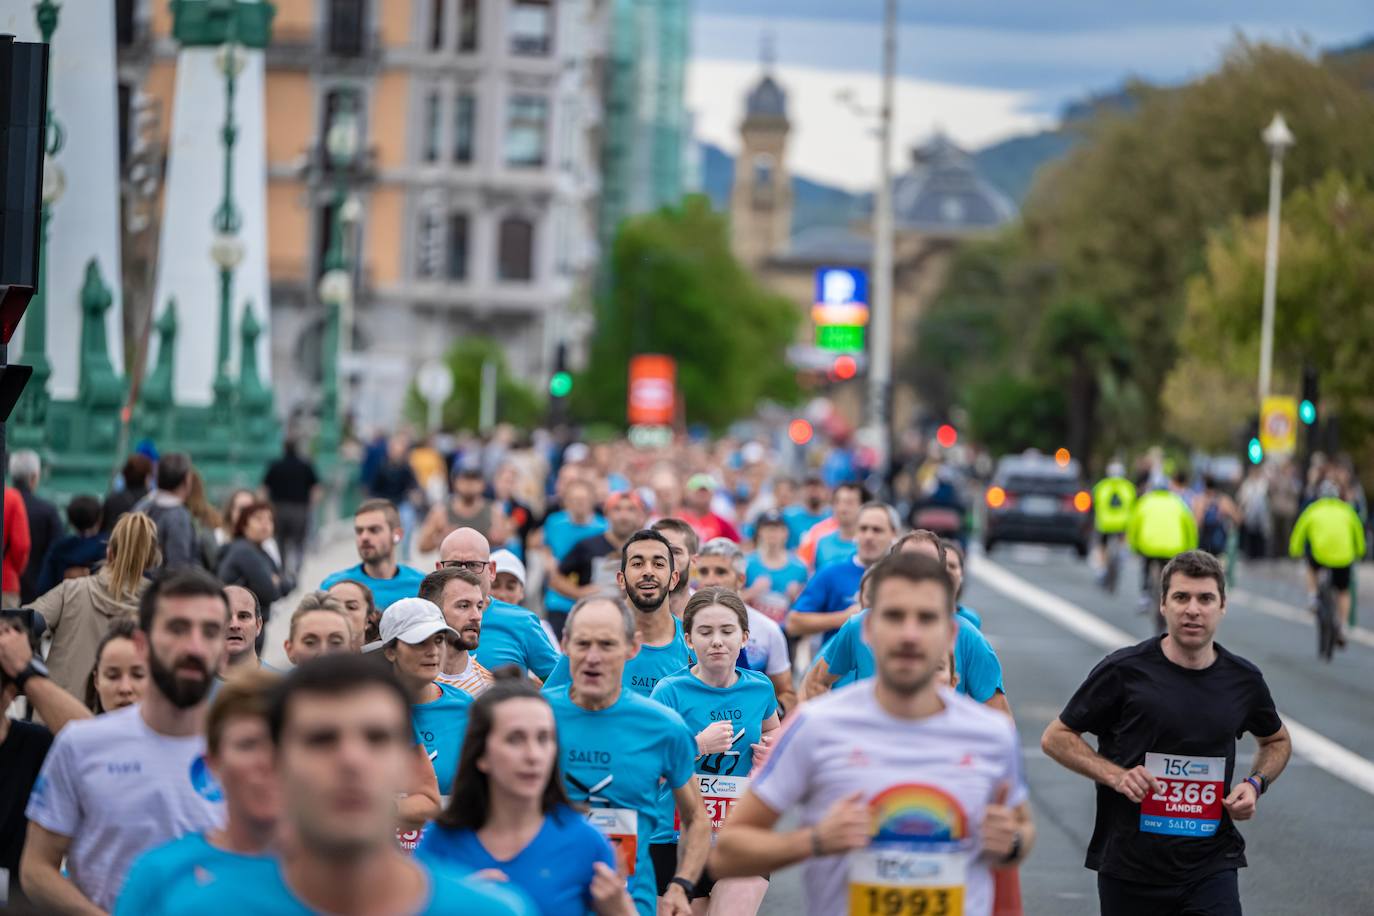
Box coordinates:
[628,355,676,426]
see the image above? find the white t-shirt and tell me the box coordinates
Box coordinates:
[753,681,1028,916]
[25,704,226,910]
[745,605,792,677]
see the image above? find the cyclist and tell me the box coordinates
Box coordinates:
[1092,463,1136,589]
[1042,550,1291,915]
[1290,481,1366,646]
[1125,471,1198,624]
[1193,476,1241,560]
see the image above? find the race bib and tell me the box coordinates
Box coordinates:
[848,844,966,916]
[588,807,639,876]
[675,774,749,833]
[1140,752,1225,837]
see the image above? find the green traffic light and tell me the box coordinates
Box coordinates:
[549,371,573,398]
[1299,399,1316,425]
[1247,438,1264,465]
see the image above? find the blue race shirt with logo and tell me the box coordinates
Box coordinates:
[115,833,273,916]
[475,598,560,679]
[542,615,691,697]
[414,682,475,794]
[320,562,427,611]
[417,805,615,916]
[817,608,1003,701]
[789,557,865,643]
[541,512,607,614]
[813,531,858,571]
[544,686,695,916]
[649,668,778,842]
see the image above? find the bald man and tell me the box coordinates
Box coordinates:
[437,528,560,679]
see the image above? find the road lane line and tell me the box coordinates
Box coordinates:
[1231,587,1374,650]
[976,556,1374,798]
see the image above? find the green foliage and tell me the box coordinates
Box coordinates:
[574,195,800,430]
[404,337,543,432]
[966,373,1066,456]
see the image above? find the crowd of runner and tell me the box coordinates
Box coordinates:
[0,432,1301,915]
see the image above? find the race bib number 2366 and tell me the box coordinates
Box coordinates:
[1139,752,1225,838]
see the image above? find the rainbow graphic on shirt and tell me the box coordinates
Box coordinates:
[868,783,968,844]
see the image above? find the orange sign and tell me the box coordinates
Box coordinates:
[628,355,676,426]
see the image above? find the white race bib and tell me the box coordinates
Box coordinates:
[676,774,749,833]
[587,807,639,876]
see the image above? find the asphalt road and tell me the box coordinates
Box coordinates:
[756,545,1374,915]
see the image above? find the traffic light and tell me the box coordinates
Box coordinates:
[548,371,572,398]
[788,419,814,445]
[935,424,957,448]
[1247,437,1264,465]
[1243,414,1263,465]
[547,342,570,425]
[832,355,857,380]
[1300,366,1318,426]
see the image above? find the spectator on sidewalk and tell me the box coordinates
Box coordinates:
[11,451,63,605]
[3,487,31,607]
[135,453,200,571]
[102,454,153,535]
[35,495,108,597]
[263,438,320,581]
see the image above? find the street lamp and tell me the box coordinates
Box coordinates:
[210,37,246,433]
[870,0,897,495]
[1257,112,1294,405]
[317,98,362,463]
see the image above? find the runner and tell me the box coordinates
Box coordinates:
[695,537,797,715]
[544,530,690,696]
[541,478,607,638]
[788,502,899,642]
[1092,463,1137,589]
[810,482,866,571]
[650,518,698,618]
[437,528,560,679]
[1042,550,1291,915]
[86,617,148,713]
[326,578,378,650]
[491,549,528,607]
[551,490,647,611]
[941,538,983,630]
[743,510,810,627]
[680,475,742,544]
[782,475,831,550]
[115,670,280,915]
[1126,473,1199,619]
[650,588,782,914]
[373,597,472,796]
[1290,481,1366,645]
[201,655,534,913]
[802,530,1009,712]
[544,596,708,916]
[712,552,1035,916]
[281,593,355,666]
[419,466,508,552]
[417,671,636,915]
[320,499,427,610]
[419,566,494,697]
[221,585,263,673]
[21,570,229,912]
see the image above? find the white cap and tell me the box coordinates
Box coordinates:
[363,597,457,652]
[492,549,526,586]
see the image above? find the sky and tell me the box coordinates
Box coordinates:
[687,1,1372,191]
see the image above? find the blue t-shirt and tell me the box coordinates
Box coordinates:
[476,598,560,679]
[320,562,427,611]
[415,682,476,794]
[115,833,273,916]
[813,531,857,571]
[648,668,778,842]
[957,603,983,631]
[542,512,607,614]
[789,557,865,642]
[781,506,830,550]
[156,853,533,915]
[817,608,1004,702]
[744,552,810,614]
[417,805,615,916]
[543,615,690,697]
[544,686,696,916]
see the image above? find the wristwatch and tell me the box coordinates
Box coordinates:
[13,657,49,691]
[669,877,696,897]
[1001,831,1023,865]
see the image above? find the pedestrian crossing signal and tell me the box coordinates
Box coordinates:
[1299,399,1316,425]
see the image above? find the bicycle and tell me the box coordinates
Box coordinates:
[1144,557,1166,635]
[1315,567,1338,662]
[1101,533,1124,594]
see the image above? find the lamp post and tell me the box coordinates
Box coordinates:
[1257,112,1294,404]
[209,37,246,438]
[869,0,897,495]
[316,99,361,465]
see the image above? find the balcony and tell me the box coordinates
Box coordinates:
[265,24,383,74]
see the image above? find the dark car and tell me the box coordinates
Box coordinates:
[982,453,1093,556]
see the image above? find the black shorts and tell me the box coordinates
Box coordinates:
[1306,554,1353,591]
[650,843,713,899]
[1097,868,1240,916]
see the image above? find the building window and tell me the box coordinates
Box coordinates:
[447,213,469,280]
[417,208,442,279]
[509,0,552,55]
[751,154,775,206]
[458,0,479,52]
[504,95,547,167]
[497,216,534,281]
[453,92,475,164]
[328,0,367,56]
[422,90,441,163]
[428,0,445,50]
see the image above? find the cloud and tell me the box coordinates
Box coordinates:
[688,59,1051,191]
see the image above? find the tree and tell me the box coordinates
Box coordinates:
[404,337,542,433]
[574,195,799,429]
[1032,298,1133,470]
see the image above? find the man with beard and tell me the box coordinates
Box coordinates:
[420,567,493,697]
[22,569,230,912]
[550,491,646,612]
[542,530,690,697]
[221,586,264,674]
[649,518,697,619]
[320,499,426,611]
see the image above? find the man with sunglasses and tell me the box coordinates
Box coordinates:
[436,528,559,679]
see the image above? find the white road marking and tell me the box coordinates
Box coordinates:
[976,556,1374,798]
[1231,587,1374,650]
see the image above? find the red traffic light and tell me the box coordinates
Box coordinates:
[832,355,857,380]
[788,419,814,445]
[936,424,958,448]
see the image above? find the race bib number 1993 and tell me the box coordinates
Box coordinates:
[848,845,965,916]
[1139,752,1225,838]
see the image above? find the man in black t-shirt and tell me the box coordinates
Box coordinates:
[549,491,646,609]
[1042,550,1292,916]
[263,439,321,580]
